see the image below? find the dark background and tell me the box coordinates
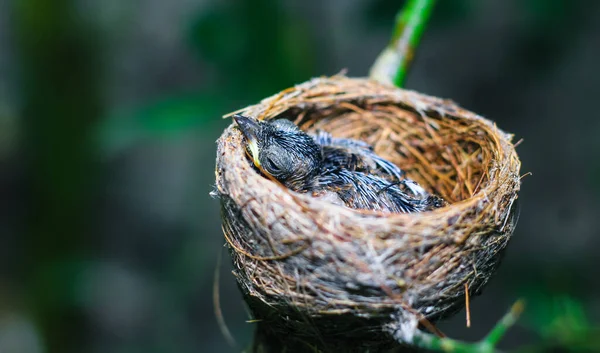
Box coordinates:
[0,0,599,352]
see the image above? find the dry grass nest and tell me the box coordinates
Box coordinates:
[214,75,521,348]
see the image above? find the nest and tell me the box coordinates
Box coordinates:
[214,76,521,352]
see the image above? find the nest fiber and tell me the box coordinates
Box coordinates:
[215,76,521,351]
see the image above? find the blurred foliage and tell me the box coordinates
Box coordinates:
[187,0,316,102]
[12,0,103,352]
[519,292,600,352]
[508,0,597,79]
[99,94,228,155]
[99,0,318,153]
[0,105,18,159]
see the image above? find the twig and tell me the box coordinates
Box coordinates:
[410,300,524,352]
[465,283,471,328]
[213,247,238,349]
[369,0,437,87]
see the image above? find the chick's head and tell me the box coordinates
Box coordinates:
[234,115,322,191]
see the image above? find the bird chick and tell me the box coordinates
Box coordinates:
[234,115,322,192]
[234,115,445,213]
[313,130,404,182]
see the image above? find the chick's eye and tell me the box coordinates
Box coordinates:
[265,156,282,173]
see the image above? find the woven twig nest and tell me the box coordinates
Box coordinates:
[215,76,521,352]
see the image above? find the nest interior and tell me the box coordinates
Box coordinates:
[215,76,521,350]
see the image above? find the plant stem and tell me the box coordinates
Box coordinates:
[369,0,437,87]
[410,300,525,353]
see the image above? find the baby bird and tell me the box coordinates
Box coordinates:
[312,130,404,182]
[233,115,445,213]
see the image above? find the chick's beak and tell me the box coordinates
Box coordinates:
[233,115,261,168]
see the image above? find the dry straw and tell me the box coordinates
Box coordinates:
[214,75,521,352]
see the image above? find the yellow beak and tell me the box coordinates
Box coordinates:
[233,114,262,168]
[247,138,261,168]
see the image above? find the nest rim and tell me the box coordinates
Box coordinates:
[219,75,520,229]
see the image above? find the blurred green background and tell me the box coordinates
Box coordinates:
[0,0,599,352]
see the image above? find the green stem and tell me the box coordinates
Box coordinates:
[410,300,525,353]
[369,0,437,87]
[484,300,525,346]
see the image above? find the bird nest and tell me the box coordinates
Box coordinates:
[214,76,521,351]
